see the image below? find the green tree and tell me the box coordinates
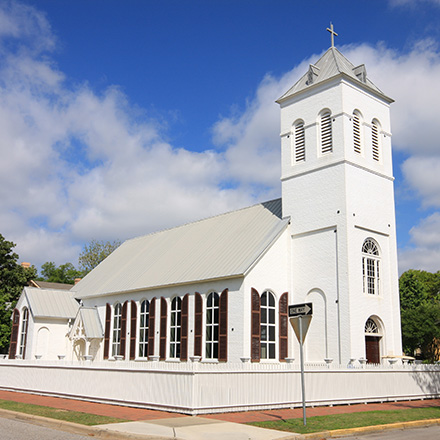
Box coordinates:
[78,239,121,274]
[38,262,83,285]
[400,269,440,362]
[0,234,36,353]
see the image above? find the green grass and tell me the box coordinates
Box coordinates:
[0,399,127,426]
[249,407,440,434]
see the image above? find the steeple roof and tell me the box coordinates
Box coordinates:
[277,47,393,104]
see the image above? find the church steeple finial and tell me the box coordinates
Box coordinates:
[326,22,338,48]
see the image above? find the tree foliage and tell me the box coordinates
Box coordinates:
[400,269,440,362]
[0,234,36,353]
[78,239,121,274]
[38,262,83,285]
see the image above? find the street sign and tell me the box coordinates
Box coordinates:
[288,302,313,427]
[288,302,313,318]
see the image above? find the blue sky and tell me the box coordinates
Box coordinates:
[1,0,440,273]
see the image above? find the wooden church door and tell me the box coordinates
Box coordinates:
[365,336,380,364]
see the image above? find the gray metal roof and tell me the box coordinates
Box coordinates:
[72,199,289,299]
[79,308,103,338]
[277,47,393,104]
[24,287,79,319]
[30,280,73,291]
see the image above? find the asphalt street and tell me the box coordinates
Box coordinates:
[0,417,91,440]
[338,425,440,440]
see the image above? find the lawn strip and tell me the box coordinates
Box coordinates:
[248,407,440,434]
[0,399,126,426]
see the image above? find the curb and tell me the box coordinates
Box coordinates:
[0,408,173,440]
[282,417,440,439]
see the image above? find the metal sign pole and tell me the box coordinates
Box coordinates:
[299,316,306,426]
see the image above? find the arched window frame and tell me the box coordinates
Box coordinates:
[205,291,219,360]
[352,110,363,154]
[19,307,29,358]
[169,296,182,359]
[362,239,380,295]
[260,290,277,360]
[371,119,381,161]
[112,302,122,357]
[292,119,305,163]
[319,109,333,155]
[138,299,149,358]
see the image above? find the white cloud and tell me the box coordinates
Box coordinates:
[390,0,440,7]
[398,213,440,273]
[1,1,439,275]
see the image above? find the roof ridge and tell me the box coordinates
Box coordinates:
[125,198,282,244]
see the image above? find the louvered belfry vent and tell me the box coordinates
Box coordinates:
[295,121,305,162]
[353,114,361,154]
[321,111,332,154]
[372,122,380,161]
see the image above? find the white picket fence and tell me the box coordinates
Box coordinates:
[0,359,439,414]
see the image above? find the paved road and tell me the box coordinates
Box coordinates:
[0,417,91,440]
[338,425,440,440]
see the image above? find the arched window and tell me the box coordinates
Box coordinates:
[353,111,362,154]
[320,111,333,154]
[260,291,276,359]
[170,296,182,359]
[138,300,149,358]
[362,239,380,295]
[112,302,122,356]
[19,307,29,358]
[293,120,305,162]
[371,119,380,161]
[206,292,219,359]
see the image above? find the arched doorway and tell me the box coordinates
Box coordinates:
[365,317,382,364]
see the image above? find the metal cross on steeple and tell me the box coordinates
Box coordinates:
[327,22,338,48]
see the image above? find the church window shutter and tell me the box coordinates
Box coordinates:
[120,301,128,358]
[353,112,362,154]
[279,293,288,361]
[261,291,276,359]
[159,297,167,360]
[180,294,189,361]
[372,120,380,161]
[194,292,203,357]
[8,308,20,359]
[206,292,220,359]
[130,301,137,360]
[294,120,305,162]
[321,111,333,154]
[19,307,29,358]
[104,303,111,359]
[147,298,156,357]
[251,288,261,362]
[218,288,228,362]
[170,297,182,359]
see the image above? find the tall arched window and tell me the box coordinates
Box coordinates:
[362,239,380,295]
[206,292,219,359]
[138,300,149,358]
[293,120,305,162]
[320,111,333,154]
[112,302,122,356]
[353,111,362,154]
[371,119,380,161]
[260,291,276,359]
[19,307,29,358]
[170,296,182,359]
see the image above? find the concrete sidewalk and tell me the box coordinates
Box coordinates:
[0,390,439,440]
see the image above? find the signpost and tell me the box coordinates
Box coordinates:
[289,302,313,426]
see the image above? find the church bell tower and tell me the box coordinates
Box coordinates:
[277,26,402,364]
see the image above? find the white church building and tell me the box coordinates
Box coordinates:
[4,36,430,414]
